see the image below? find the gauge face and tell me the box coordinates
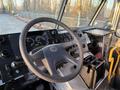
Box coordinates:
[26,33,49,52]
[26,37,35,47]
[35,36,48,46]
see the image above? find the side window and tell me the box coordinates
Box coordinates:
[118,22,120,29]
[93,0,115,28]
[110,22,120,47]
[115,22,120,47]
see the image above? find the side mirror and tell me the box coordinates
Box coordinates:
[115,29,120,38]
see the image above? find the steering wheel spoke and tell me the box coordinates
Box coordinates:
[29,49,44,61]
[65,56,78,66]
[61,40,76,48]
[41,58,59,77]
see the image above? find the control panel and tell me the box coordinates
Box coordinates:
[0,29,89,83]
[0,35,28,83]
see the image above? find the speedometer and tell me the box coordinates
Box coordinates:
[35,36,48,45]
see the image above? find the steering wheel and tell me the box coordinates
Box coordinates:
[19,17,83,83]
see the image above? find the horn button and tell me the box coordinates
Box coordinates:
[43,44,68,68]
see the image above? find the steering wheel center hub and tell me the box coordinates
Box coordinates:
[49,46,58,52]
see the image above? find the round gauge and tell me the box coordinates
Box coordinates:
[26,37,35,47]
[35,36,48,46]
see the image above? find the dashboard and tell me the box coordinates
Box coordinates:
[0,29,89,84]
[0,28,110,85]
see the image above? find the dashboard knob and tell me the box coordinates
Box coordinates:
[0,50,10,58]
[11,61,24,68]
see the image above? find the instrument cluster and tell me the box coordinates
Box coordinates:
[26,32,49,52]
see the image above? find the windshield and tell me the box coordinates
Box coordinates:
[1,0,102,25]
[0,0,109,34]
[2,0,62,19]
[61,0,102,27]
[0,0,63,34]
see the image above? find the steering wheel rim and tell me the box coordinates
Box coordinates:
[19,17,83,83]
